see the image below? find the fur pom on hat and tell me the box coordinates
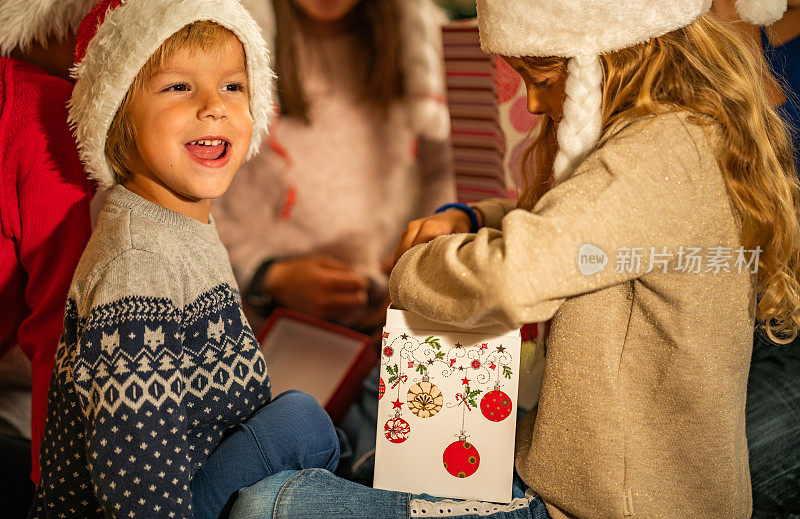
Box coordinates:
[399,0,450,140]
[0,0,95,56]
[477,0,787,183]
[240,0,450,141]
[69,0,274,188]
[736,0,787,25]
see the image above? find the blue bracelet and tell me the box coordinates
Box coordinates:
[435,202,480,233]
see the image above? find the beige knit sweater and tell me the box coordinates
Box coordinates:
[390,111,755,518]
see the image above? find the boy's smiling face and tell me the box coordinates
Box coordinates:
[124,32,251,222]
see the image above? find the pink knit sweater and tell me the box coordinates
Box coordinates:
[214,33,454,289]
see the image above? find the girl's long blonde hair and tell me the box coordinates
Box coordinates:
[517,14,800,341]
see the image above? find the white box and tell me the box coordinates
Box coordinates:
[257,309,375,422]
[373,308,522,503]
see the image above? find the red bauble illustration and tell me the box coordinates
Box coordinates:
[443,438,480,478]
[384,415,411,444]
[378,377,386,400]
[480,388,513,422]
[471,359,481,369]
[383,346,394,357]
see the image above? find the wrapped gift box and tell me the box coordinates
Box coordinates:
[373,308,521,503]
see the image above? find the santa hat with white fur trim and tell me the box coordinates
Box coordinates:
[477,0,787,184]
[0,0,96,56]
[69,0,274,187]
[240,0,451,141]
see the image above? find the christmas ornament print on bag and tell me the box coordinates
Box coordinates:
[374,309,522,503]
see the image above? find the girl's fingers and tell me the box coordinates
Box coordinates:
[393,222,422,264]
[411,220,453,247]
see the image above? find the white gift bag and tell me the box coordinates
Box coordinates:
[373,308,522,503]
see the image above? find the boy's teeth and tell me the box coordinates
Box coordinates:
[190,139,223,146]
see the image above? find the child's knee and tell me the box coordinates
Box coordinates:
[270,391,340,469]
[273,390,329,429]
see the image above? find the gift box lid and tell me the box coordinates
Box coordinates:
[386,307,520,338]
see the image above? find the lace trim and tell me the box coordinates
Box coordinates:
[409,492,536,517]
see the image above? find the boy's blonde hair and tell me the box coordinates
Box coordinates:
[105,21,240,184]
[517,14,800,342]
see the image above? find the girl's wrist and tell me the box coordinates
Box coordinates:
[471,206,485,228]
[434,203,480,233]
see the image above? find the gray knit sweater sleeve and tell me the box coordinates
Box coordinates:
[74,250,191,518]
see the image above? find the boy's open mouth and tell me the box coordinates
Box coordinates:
[185,138,229,162]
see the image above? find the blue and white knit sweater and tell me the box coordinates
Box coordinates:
[31,186,270,518]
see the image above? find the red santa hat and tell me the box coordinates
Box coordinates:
[477,0,788,184]
[69,0,274,187]
[0,0,96,56]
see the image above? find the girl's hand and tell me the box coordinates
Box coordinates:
[393,209,474,265]
[264,255,369,320]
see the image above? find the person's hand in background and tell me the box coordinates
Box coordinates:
[264,255,369,321]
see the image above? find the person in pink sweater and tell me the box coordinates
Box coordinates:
[0,0,94,512]
[215,0,455,331]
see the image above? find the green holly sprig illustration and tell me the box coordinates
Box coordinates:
[386,364,400,385]
[462,386,482,408]
[423,335,447,361]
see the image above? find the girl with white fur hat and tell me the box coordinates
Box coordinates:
[229,1,800,518]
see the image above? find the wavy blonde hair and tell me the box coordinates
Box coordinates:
[516,15,800,342]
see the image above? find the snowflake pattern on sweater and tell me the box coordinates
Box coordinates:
[31,283,270,518]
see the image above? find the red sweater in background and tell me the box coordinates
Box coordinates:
[0,57,92,483]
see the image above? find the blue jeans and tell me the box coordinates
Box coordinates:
[747,334,800,518]
[229,468,550,519]
[191,390,340,519]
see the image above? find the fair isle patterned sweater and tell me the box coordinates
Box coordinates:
[31,186,270,518]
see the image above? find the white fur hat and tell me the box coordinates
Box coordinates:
[0,0,96,56]
[240,0,450,141]
[69,0,274,187]
[477,0,788,183]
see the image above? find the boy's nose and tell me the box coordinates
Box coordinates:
[198,91,227,120]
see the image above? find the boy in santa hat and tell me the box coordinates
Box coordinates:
[0,1,95,511]
[30,1,339,517]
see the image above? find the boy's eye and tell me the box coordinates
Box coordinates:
[164,83,189,92]
[222,82,246,93]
